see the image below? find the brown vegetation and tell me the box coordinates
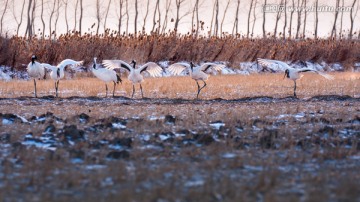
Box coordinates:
[0,33,360,71]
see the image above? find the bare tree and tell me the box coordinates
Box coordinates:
[134,0,138,34]
[232,0,240,35]
[330,0,340,39]
[302,0,307,38]
[247,0,254,38]
[156,0,161,34]
[40,0,46,37]
[11,0,26,36]
[220,0,231,36]
[125,0,129,34]
[30,0,37,35]
[349,0,358,38]
[151,0,160,33]
[214,0,220,36]
[103,0,111,33]
[74,0,79,31]
[209,0,215,36]
[63,0,69,33]
[339,0,344,38]
[117,0,124,35]
[79,0,83,34]
[25,0,33,38]
[295,0,304,39]
[54,0,61,36]
[282,0,287,38]
[161,0,171,34]
[142,0,150,32]
[262,0,267,38]
[48,0,56,37]
[274,0,283,38]
[174,0,187,32]
[0,0,10,35]
[95,0,102,34]
[251,0,258,37]
[314,0,318,38]
[289,0,295,38]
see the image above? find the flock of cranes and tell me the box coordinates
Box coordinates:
[25,55,334,99]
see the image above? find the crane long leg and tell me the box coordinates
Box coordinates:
[105,83,108,98]
[196,81,201,99]
[33,79,37,98]
[113,81,116,97]
[132,85,135,98]
[199,80,207,92]
[56,80,60,97]
[55,81,58,97]
[293,80,297,97]
[140,84,144,98]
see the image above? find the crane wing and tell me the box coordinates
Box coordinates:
[139,62,163,77]
[257,58,292,71]
[57,59,83,70]
[102,60,132,72]
[167,62,190,75]
[199,62,225,72]
[298,68,334,80]
[41,63,57,72]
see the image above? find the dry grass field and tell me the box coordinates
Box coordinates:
[0,73,360,201]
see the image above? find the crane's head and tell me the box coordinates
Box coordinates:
[284,69,290,79]
[131,60,137,68]
[31,55,37,64]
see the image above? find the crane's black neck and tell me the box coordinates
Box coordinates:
[57,68,60,78]
[132,61,136,69]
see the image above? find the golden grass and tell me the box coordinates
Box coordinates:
[0,72,359,99]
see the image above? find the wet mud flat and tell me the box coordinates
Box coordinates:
[0,95,360,201]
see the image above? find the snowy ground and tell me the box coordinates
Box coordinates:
[0,96,360,201]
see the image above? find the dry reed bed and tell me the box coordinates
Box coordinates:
[0,72,359,99]
[1,34,360,71]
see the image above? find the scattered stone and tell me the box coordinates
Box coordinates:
[44,124,56,134]
[0,133,11,143]
[164,115,176,124]
[195,134,215,145]
[62,125,84,142]
[106,150,130,160]
[78,113,90,123]
[110,137,132,148]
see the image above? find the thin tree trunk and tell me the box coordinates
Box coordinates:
[232,0,240,35]
[330,0,340,39]
[152,0,159,33]
[156,0,161,34]
[289,0,295,38]
[262,0,267,38]
[251,0,258,38]
[314,0,318,38]
[209,0,215,37]
[40,0,45,37]
[12,0,26,36]
[49,0,56,37]
[103,0,111,34]
[74,0,79,31]
[247,0,254,38]
[295,0,303,39]
[79,0,83,34]
[64,0,69,33]
[30,0,36,35]
[349,0,358,38]
[125,0,129,34]
[282,0,287,39]
[142,0,150,32]
[302,0,307,38]
[0,0,9,35]
[161,0,171,34]
[54,0,61,37]
[220,0,231,36]
[25,0,33,38]
[214,0,219,36]
[118,0,124,35]
[134,0,138,34]
[274,0,283,38]
[96,0,101,34]
[339,0,344,38]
